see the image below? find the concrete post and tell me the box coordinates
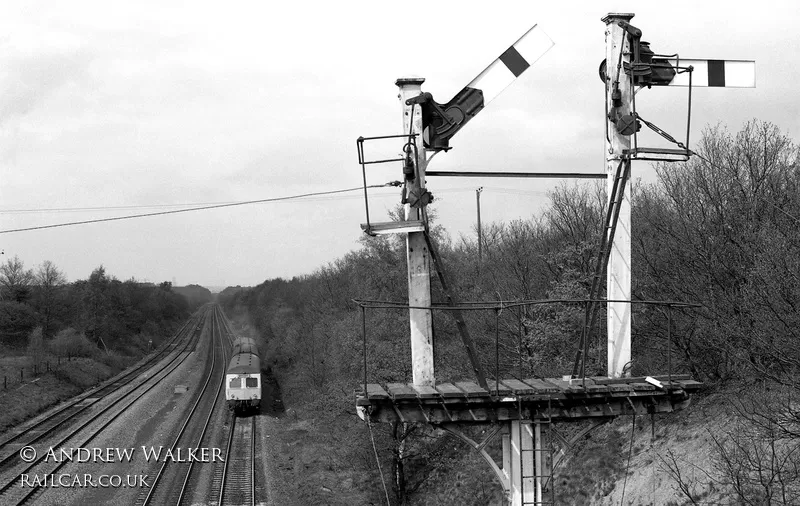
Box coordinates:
[396,77,434,387]
[504,420,541,505]
[603,13,633,378]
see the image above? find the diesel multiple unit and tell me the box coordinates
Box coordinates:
[225,336,261,413]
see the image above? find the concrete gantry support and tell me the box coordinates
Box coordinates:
[396,77,435,387]
[443,421,550,505]
[504,421,547,505]
[603,13,634,378]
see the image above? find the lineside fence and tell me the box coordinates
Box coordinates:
[1,339,160,391]
[1,355,83,390]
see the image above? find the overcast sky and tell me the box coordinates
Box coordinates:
[0,1,797,288]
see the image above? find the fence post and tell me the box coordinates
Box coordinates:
[361,305,367,396]
[20,369,23,382]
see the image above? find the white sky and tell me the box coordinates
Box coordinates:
[0,1,797,288]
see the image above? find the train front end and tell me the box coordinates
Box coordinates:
[225,352,261,414]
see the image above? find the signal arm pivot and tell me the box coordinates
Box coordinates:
[405,88,484,152]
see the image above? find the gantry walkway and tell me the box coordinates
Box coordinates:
[357,374,701,423]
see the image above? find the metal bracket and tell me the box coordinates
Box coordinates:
[439,423,509,491]
[405,88,485,151]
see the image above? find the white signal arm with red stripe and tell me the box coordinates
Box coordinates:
[467,24,555,105]
[665,58,755,87]
[406,24,554,151]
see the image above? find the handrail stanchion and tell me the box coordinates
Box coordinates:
[362,305,368,396]
[495,308,500,395]
[667,304,673,387]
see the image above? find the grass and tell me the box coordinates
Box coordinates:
[0,353,134,433]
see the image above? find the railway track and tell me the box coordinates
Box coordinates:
[218,415,256,506]
[217,305,258,506]
[139,305,261,506]
[140,305,230,506]
[0,305,214,505]
[0,310,205,474]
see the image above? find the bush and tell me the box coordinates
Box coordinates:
[96,350,129,370]
[49,328,98,358]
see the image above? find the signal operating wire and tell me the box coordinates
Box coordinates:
[0,184,397,234]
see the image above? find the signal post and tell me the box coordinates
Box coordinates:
[603,13,634,378]
[396,77,435,388]
[355,14,734,505]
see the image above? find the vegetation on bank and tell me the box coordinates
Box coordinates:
[220,120,800,504]
[0,263,205,431]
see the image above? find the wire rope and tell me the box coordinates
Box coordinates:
[366,417,391,506]
[619,412,637,506]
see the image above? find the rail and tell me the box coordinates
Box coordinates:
[175,306,232,505]
[0,312,201,469]
[143,306,226,505]
[218,415,255,506]
[0,306,213,505]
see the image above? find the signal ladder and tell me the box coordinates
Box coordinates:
[572,157,632,377]
[514,418,555,505]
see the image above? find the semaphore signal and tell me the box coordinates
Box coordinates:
[355,12,750,506]
[406,25,553,151]
[665,58,756,87]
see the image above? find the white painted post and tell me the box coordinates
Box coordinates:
[396,77,435,387]
[603,14,633,378]
[509,421,522,504]
[534,422,544,500]
[507,420,538,505]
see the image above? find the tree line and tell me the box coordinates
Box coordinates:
[220,120,800,504]
[0,259,191,359]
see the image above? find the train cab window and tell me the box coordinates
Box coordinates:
[245,377,258,388]
[229,378,241,388]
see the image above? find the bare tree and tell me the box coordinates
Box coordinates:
[34,260,67,338]
[0,255,34,303]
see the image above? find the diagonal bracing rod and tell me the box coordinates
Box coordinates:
[422,228,489,389]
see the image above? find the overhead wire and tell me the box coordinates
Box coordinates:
[0,184,398,234]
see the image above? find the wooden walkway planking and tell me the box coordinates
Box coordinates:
[357,375,702,423]
[360,374,699,404]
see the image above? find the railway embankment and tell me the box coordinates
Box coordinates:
[0,320,184,434]
[0,354,135,433]
[0,307,210,505]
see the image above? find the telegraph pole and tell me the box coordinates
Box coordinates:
[396,77,435,387]
[603,13,633,378]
